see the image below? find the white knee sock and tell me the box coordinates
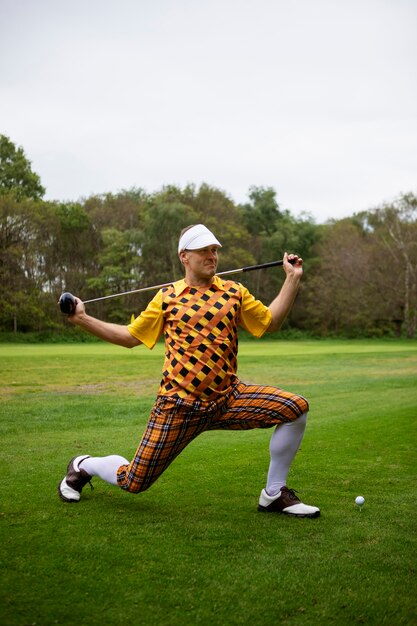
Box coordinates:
[79,455,129,486]
[265,413,308,496]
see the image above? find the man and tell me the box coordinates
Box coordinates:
[58,224,320,518]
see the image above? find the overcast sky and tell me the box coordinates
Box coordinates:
[1,0,416,223]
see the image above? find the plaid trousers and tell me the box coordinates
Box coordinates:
[117,379,309,493]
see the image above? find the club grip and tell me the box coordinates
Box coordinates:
[241,258,295,272]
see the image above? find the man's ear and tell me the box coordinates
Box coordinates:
[179,251,187,267]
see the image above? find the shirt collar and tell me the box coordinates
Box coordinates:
[173,275,227,297]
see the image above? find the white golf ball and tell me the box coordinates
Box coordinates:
[355,496,365,506]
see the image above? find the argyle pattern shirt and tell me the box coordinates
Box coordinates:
[127,276,272,400]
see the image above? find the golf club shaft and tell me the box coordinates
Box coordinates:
[83,259,287,305]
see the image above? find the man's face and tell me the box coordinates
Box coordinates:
[180,245,219,279]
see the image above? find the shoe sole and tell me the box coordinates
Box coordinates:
[258,505,320,518]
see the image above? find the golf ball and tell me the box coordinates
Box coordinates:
[355,496,365,506]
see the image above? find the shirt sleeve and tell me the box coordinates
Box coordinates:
[238,284,272,337]
[127,290,165,349]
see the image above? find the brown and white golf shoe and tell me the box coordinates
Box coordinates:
[258,486,320,518]
[58,455,93,503]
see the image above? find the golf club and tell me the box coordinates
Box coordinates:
[58,258,295,315]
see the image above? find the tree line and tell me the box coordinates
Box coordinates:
[1,134,416,338]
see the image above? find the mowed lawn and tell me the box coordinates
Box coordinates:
[0,339,416,626]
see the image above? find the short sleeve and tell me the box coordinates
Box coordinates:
[127,290,165,349]
[238,285,272,337]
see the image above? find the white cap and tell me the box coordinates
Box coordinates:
[178,224,222,253]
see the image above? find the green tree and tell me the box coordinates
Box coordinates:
[48,202,102,297]
[238,187,319,312]
[303,197,417,338]
[359,193,417,338]
[83,188,146,230]
[0,135,45,200]
[240,186,283,236]
[86,227,143,322]
[0,194,47,331]
[303,219,375,335]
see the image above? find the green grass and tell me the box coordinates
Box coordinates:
[1,339,416,626]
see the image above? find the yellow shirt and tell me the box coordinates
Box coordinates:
[128,276,272,400]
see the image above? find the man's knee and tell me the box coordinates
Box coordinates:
[121,480,150,494]
[298,397,309,415]
[117,466,152,493]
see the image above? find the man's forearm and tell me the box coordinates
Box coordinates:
[72,314,140,348]
[267,274,301,332]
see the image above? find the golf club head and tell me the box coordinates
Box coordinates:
[59,292,76,315]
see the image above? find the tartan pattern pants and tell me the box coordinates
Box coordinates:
[117,379,309,493]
